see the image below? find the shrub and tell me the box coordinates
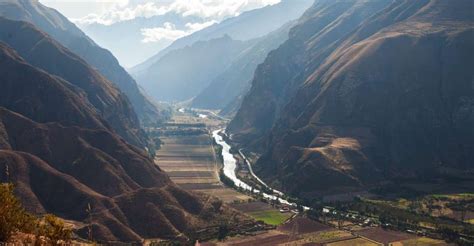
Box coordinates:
[0,183,72,244]
[35,214,72,245]
[0,183,35,242]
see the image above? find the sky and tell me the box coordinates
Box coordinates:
[39,0,281,67]
[40,0,281,25]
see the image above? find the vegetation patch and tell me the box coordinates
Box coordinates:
[0,183,72,244]
[394,237,448,246]
[305,230,352,242]
[247,210,291,226]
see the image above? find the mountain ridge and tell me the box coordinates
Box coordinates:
[131,0,313,76]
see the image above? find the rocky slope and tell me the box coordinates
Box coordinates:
[229,0,474,197]
[0,17,147,148]
[0,43,228,243]
[0,0,163,124]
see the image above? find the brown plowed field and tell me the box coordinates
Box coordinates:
[355,227,415,244]
[278,217,331,234]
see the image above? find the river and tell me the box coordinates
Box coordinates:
[212,129,309,209]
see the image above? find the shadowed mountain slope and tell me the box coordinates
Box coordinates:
[0,17,147,148]
[0,0,163,124]
[229,0,474,197]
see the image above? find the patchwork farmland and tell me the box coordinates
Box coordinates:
[156,134,249,203]
[152,109,452,246]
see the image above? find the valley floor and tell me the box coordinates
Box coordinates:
[156,134,249,203]
[149,108,455,246]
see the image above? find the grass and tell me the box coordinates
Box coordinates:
[395,237,447,246]
[468,219,474,224]
[308,230,352,242]
[418,221,436,229]
[431,193,474,200]
[247,210,291,226]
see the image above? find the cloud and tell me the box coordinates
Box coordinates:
[74,0,281,26]
[141,20,217,43]
[73,2,169,25]
[185,21,217,31]
[168,0,280,19]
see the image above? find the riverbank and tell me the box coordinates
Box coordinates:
[212,129,310,212]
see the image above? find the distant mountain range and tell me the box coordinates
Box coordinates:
[0,0,164,124]
[132,0,312,106]
[135,35,252,102]
[229,0,474,198]
[191,21,295,115]
[79,12,206,68]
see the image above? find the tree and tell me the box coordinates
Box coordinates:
[0,183,35,242]
[0,183,72,244]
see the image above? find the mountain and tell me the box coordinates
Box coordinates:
[0,0,163,124]
[229,0,393,149]
[190,21,294,113]
[0,42,236,242]
[0,17,148,148]
[79,12,205,67]
[135,35,252,102]
[131,0,313,76]
[229,0,474,198]
[0,42,108,131]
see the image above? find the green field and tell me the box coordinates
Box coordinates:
[397,237,447,245]
[247,210,292,226]
[431,193,474,199]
